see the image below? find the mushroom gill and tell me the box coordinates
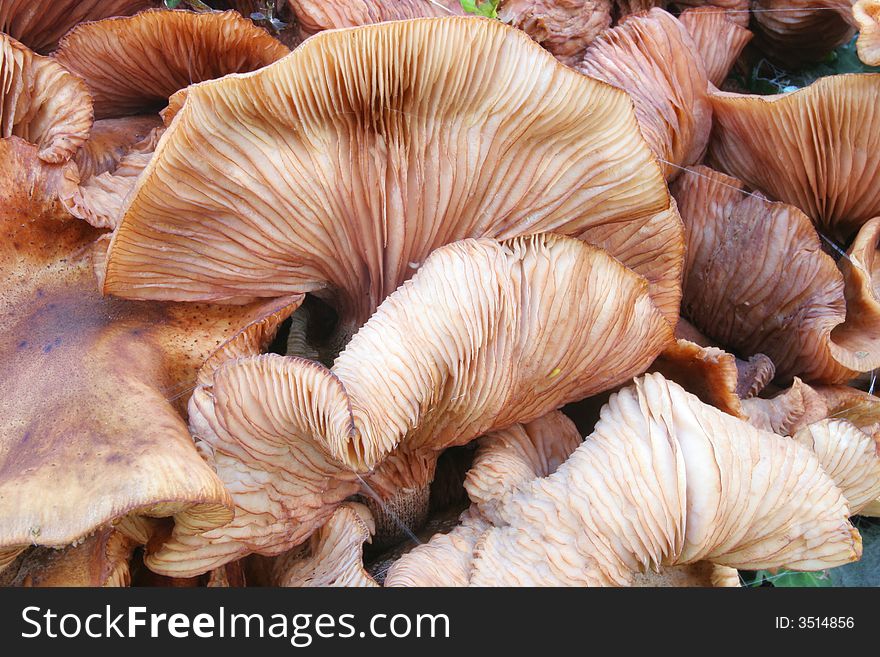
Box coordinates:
[99,17,683,332]
[145,234,673,576]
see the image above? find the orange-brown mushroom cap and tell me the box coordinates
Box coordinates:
[100,17,683,328]
[854,0,880,65]
[578,9,712,180]
[289,0,464,36]
[0,137,303,562]
[54,9,290,120]
[146,234,673,576]
[0,33,92,163]
[673,165,880,383]
[708,74,880,241]
[0,0,153,54]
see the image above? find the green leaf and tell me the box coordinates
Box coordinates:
[459,0,500,18]
[164,0,183,7]
[760,570,834,587]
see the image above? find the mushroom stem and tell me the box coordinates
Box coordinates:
[358,484,430,550]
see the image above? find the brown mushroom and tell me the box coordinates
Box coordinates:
[145,234,674,576]
[0,135,303,570]
[578,8,712,179]
[289,0,463,37]
[0,0,153,54]
[54,9,290,120]
[708,74,880,241]
[100,16,683,335]
[672,165,880,383]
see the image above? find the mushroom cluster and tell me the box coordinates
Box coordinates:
[1,1,879,587]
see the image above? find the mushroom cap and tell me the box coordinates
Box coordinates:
[854,0,880,65]
[0,137,303,560]
[0,33,92,163]
[678,6,752,87]
[54,9,290,120]
[578,8,712,179]
[708,74,880,241]
[147,234,673,576]
[101,16,682,327]
[749,0,856,67]
[794,419,880,515]
[673,0,749,26]
[468,374,860,586]
[497,0,612,66]
[630,562,740,587]
[0,0,153,53]
[673,165,880,383]
[270,503,378,587]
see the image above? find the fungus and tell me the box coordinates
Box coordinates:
[672,165,880,383]
[854,0,880,65]
[146,235,673,576]
[708,74,880,241]
[578,8,712,179]
[99,17,683,332]
[677,6,752,87]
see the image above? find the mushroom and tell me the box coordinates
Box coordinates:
[793,419,880,515]
[54,8,290,120]
[741,379,828,435]
[0,0,153,54]
[145,234,674,576]
[0,132,303,570]
[677,6,752,87]
[708,74,880,242]
[672,164,880,383]
[0,33,92,163]
[673,0,748,26]
[749,0,856,67]
[578,8,713,179]
[1,529,136,587]
[99,16,683,335]
[267,503,378,587]
[53,8,290,230]
[496,0,612,66]
[854,0,880,65]
[466,374,860,585]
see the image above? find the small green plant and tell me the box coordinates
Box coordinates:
[742,569,833,587]
[164,0,214,10]
[459,0,500,19]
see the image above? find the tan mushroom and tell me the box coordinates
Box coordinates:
[741,378,828,435]
[289,0,463,36]
[578,8,712,179]
[0,0,152,54]
[0,136,303,570]
[0,33,92,163]
[54,9,289,120]
[146,234,674,576]
[854,0,880,65]
[708,74,880,241]
[99,17,683,333]
[467,374,860,586]
[672,165,880,383]
[1,529,136,587]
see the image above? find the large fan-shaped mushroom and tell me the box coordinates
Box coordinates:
[672,165,880,383]
[0,135,302,570]
[708,74,880,241]
[145,234,674,576]
[99,17,683,335]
